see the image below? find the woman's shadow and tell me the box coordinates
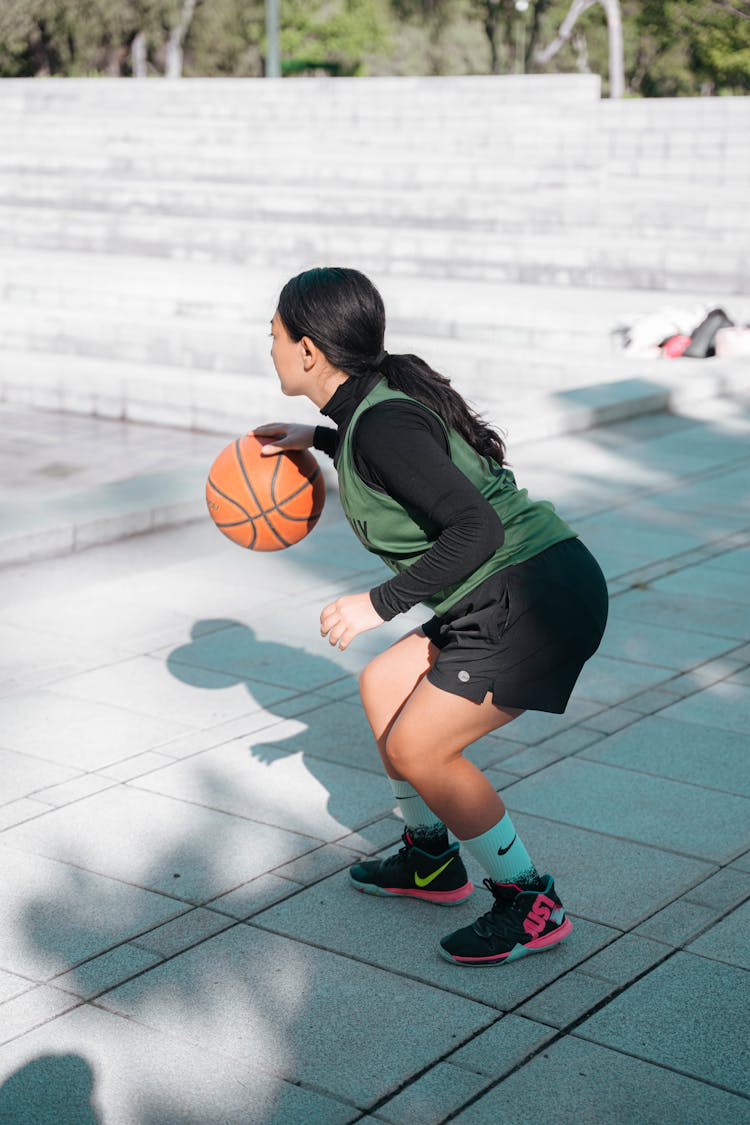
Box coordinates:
[166,618,395,839]
[0,1054,99,1124]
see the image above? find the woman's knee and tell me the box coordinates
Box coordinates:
[358,654,386,705]
[385,723,441,783]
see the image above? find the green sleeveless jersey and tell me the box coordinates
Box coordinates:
[336,378,577,616]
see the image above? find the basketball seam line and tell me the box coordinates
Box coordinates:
[208,472,320,523]
[269,464,324,521]
[207,473,257,546]
[207,476,254,523]
[260,447,323,526]
[235,438,291,549]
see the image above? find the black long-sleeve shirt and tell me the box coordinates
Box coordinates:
[314,374,505,621]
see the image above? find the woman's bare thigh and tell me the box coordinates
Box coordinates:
[358,626,439,746]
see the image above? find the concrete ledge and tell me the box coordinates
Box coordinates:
[2,364,747,567]
[0,466,209,567]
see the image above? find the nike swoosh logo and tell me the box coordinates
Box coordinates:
[497,834,517,856]
[414,856,455,888]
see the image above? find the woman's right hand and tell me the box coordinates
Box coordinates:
[251,422,316,456]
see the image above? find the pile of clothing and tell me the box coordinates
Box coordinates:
[612,305,750,359]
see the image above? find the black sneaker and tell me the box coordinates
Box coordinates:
[349,829,474,906]
[439,875,572,965]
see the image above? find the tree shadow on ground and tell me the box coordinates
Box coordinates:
[5,615,405,1121]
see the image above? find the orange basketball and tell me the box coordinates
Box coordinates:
[205,434,325,551]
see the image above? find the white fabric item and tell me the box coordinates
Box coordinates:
[620,304,710,354]
[715,326,750,357]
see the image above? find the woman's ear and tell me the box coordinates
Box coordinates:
[301,336,317,370]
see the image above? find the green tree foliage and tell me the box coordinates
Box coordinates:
[280,0,391,74]
[185,0,264,77]
[0,0,748,92]
[637,0,750,94]
[0,0,200,76]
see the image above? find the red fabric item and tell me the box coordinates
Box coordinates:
[662,334,692,358]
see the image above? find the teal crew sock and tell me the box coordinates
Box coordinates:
[461,813,539,887]
[389,778,447,854]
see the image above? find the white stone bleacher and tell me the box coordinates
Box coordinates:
[0,74,748,446]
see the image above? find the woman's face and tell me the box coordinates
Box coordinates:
[270,311,308,397]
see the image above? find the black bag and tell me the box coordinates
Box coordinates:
[683,308,734,358]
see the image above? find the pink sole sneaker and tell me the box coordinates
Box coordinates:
[351,879,474,906]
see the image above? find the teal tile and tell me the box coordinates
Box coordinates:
[52,944,162,1000]
[99,925,496,1108]
[130,908,235,958]
[622,687,684,714]
[449,1014,556,1077]
[133,736,395,843]
[652,560,750,606]
[576,933,670,986]
[376,1062,492,1125]
[250,863,615,1012]
[576,952,750,1095]
[0,1002,359,1124]
[687,901,750,970]
[596,614,733,670]
[274,843,365,885]
[609,588,750,641]
[0,843,185,981]
[634,899,720,946]
[498,699,604,746]
[658,680,750,737]
[508,812,712,930]
[573,655,673,706]
[685,866,750,911]
[452,1036,750,1124]
[574,511,707,563]
[164,623,354,693]
[711,546,750,575]
[508,759,749,862]
[580,706,641,734]
[581,715,750,795]
[517,971,617,1028]
[252,696,385,775]
[499,724,602,778]
[206,874,300,920]
[2,785,319,902]
[652,470,750,519]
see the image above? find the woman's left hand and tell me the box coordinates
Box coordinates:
[320,593,385,651]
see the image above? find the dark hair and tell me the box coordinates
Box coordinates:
[276,267,506,466]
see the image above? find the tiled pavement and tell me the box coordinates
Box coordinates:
[0,394,748,1123]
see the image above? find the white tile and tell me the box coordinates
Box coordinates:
[133,734,395,842]
[0,842,185,980]
[0,747,77,805]
[2,784,321,902]
[0,985,80,1047]
[0,622,129,698]
[0,1003,356,1124]
[0,689,195,770]
[50,654,290,728]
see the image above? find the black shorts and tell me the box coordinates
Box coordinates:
[421,537,608,714]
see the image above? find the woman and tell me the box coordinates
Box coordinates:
[255,267,608,968]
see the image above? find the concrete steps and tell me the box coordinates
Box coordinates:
[3,345,746,440]
[0,73,602,112]
[1,75,748,438]
[2,174,748,237]
[0,206,744,290]
[5,251,746,367]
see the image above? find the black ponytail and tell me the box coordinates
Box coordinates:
[276,267,506,467]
